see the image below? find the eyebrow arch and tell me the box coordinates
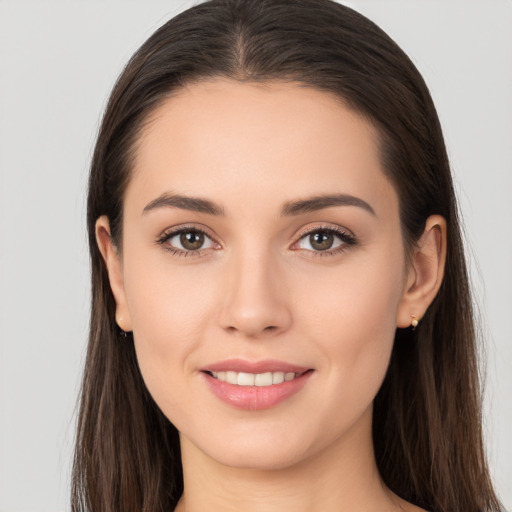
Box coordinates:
[142,192,225,216]
[281,194,376,217]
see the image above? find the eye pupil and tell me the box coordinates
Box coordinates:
[180,231,204,250]
[310,231,334,250]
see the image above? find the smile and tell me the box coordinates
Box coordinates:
[208,371,299,386]
[201,360,314,410]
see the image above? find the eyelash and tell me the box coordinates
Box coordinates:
[292,225,357,258]
[156,224,357,258]
[156,225,218,258]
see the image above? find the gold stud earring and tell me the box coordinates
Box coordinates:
[116,316,128,338]
[411,315,419,330]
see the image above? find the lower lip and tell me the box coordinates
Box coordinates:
[202,371,314,410]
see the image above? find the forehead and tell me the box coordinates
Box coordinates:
[127,78,397,218]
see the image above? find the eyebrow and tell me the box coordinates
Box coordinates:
[281,194,376,217]
[142,191,375,217]
[143,192,225,216]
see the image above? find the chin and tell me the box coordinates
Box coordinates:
[208,442,310,471]
[181,422,317,471]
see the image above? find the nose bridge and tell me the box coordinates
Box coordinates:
[219,241,291,337]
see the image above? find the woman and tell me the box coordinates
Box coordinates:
[72,0,503,511]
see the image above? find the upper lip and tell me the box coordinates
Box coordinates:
[200,359,312,374]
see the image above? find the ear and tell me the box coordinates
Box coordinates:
[396,215,447,328]
[95,215,133,332]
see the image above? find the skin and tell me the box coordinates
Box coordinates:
[97,79,446,511]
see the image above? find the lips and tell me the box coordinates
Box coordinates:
[200,359,314,410]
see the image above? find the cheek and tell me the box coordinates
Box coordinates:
[297,247,404,338]
[296,252,404,415]
[122,256,217,402]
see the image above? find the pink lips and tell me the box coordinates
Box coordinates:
[200,359,314,411]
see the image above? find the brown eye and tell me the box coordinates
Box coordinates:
[294,227,355,254]
[180,231,205,250]
[309,231,334,251]
[162,228,216,254]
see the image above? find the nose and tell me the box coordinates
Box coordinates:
[218,249,292,339]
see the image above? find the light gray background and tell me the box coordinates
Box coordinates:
[0,1,510,511]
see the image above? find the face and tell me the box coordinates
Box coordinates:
[107,79,413,470]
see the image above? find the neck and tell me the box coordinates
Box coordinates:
[174,408,404,512]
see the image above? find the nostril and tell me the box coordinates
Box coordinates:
[224,324,279,336]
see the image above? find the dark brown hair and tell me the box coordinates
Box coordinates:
[72,1,502,511]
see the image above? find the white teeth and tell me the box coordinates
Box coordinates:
[272,371,285,384]
[210,370,299,386]
[226,371,238,385]
[254,372,273,386]
[237,372,255,386]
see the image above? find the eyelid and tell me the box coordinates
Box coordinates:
[290,223,357,255]
[156,222,356,258]
[293,223,354,240]
[156,223,221,256]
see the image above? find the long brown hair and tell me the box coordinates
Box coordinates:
[72,1,502,511]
